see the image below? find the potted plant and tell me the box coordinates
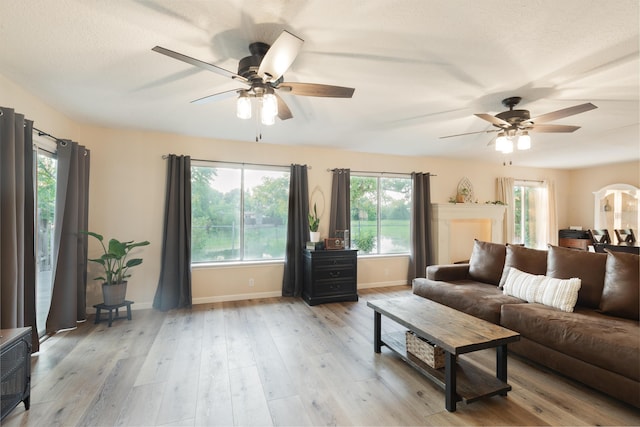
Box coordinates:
[83,231,150,306]
[456,187,469,203]
[308,203,321,242]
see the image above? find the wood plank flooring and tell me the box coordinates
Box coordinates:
[4,285,639,426]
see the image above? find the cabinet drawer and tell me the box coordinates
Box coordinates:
[313,279,355,296]
[313,264,355,280]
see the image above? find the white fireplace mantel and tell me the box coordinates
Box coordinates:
[431,203,506,264]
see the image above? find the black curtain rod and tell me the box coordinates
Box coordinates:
[32,126,63,142]
[327,168,436,176]
[163,155,311,170]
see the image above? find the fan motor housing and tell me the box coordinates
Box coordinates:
[496,109,530,125]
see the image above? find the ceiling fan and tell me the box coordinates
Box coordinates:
[152,30,355,125]
[440,97,597,152]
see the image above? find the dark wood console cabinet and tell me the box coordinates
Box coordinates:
[1,327,31,420]
[303,250,358,306]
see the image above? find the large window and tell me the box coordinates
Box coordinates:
[513,180,548,249]
[350,175,411,255]
[191,163,290,263]
[35,144,57,337]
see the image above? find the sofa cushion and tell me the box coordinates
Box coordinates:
[502,268,581,312]
[498,244,548,288]
[600,250,640,320]
[413,277,524,324]
[546,245,607,309]
[468,240,506,286]
[501,303,640,381]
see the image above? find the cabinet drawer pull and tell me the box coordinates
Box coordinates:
[329,271,341,278]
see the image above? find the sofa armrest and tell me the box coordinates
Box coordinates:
[426,264,470,281]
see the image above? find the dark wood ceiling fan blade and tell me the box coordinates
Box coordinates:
[527,103,597,124]
[278,82,355,98]
[440,129,499,139]
[257,30,304,82]
[474,113,510,127]
[191,89,242,105]
[529,124,581,133]
[275,92,293,120]
[152,46,249,84]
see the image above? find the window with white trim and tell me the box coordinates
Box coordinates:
[513,180,548,249]
[191,162,290,263]
[34,139,58,337]
[350,174,411,255]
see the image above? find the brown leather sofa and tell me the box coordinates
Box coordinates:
[412,240,640,408]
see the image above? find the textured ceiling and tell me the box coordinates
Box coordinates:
[1,0,638,169]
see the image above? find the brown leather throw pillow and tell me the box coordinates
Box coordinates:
[599,250,640,320]
[468,240,506,286]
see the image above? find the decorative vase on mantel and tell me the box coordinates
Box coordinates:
[102,282,127,306]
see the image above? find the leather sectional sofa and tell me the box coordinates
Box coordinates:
[412,240,640,408]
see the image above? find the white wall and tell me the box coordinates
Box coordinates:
[4,72,603,311]
[566,160,640,230]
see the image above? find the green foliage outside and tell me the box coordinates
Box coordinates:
[191,166,289,262]
[350,176,411,254]
[36,154,57,270]
[514,185,538,248]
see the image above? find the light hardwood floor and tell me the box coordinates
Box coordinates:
[4,285,640,426]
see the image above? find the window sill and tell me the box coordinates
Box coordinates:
[191,259,285,269]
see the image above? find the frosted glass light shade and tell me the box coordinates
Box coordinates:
[517,132,531,150]
[495,133,507,152]
[502,139,514,154]
[261,92,278,125]
[236,93,252,119]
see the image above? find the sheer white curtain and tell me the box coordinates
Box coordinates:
[496,177,514,243]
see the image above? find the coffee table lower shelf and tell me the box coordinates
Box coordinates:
[381,331,512,405]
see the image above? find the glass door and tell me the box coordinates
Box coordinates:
[35,148,57,337]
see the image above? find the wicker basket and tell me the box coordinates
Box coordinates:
[405,331,445,369]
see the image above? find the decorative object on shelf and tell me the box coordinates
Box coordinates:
[485,200,506,205]
[308,202,320,242]
[457,177,475,203]
[83,231,150,306]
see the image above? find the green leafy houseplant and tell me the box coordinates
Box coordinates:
[84,231,150,285]
[308,203,320,232]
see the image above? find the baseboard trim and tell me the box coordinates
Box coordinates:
[358,280,409,289]
[86,282,409,312]
[193,290,283,305]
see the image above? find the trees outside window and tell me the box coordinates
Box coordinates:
[513,181,547,249]
[191,163,290,263]
[350,175,411,255]
[35,149,57,337]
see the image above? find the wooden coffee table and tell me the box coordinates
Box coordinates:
[367,296,520,412]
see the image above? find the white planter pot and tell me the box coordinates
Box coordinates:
[309,231,321,242]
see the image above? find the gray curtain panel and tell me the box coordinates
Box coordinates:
[282,164,309,297]
[0,107,39,352]
[153,154,192,311]
[47,139,90,333]
[329,168,350,238]
[408,172,433,281]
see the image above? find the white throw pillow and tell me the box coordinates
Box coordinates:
[503,267,581,312]
[501,267,543,301]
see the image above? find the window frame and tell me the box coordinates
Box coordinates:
[33,136,58,338]
[190,160,290,265]
[349,172,412,256]
[512,179,547,249]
